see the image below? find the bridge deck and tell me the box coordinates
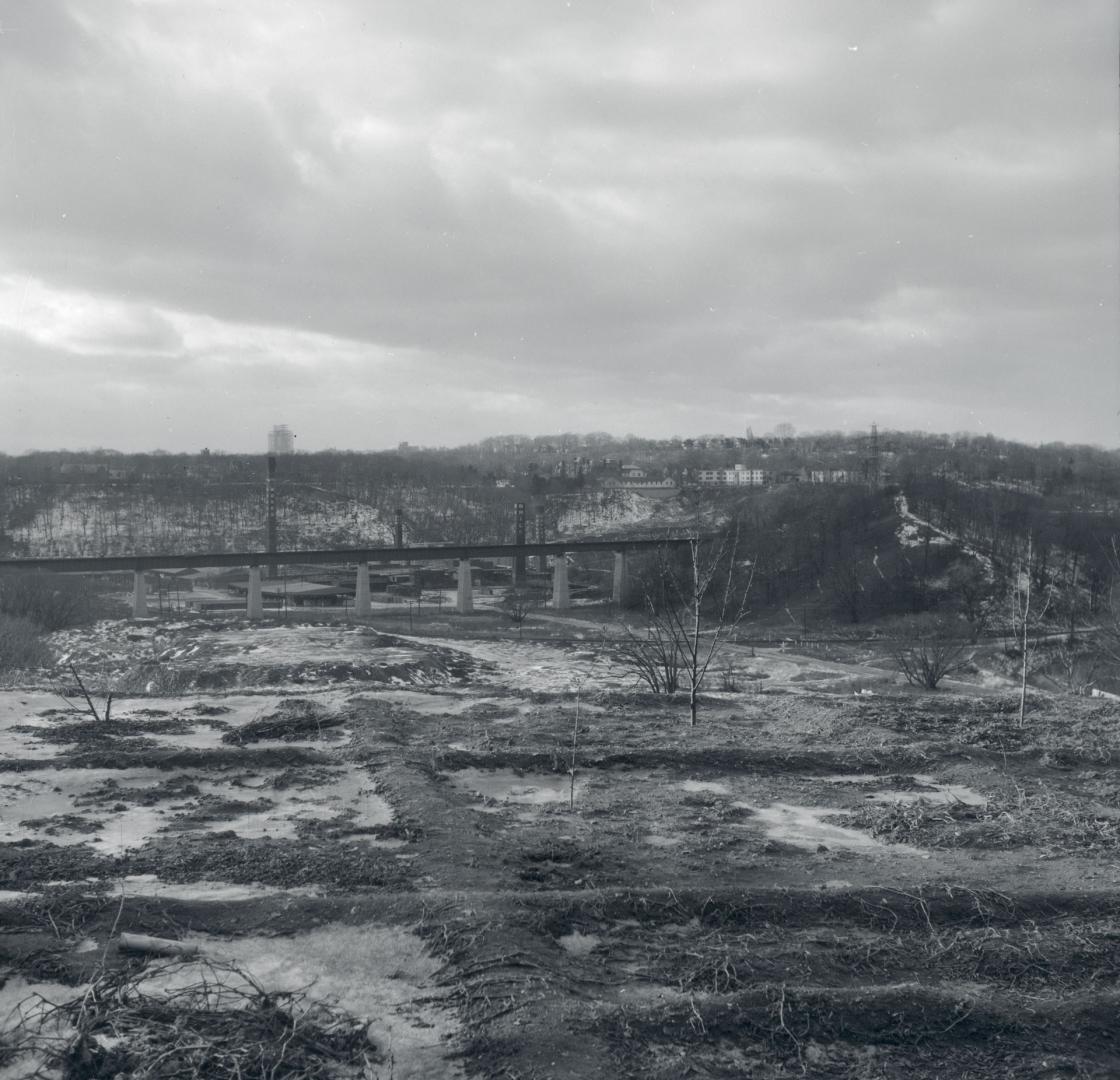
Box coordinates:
[0,537,694,574]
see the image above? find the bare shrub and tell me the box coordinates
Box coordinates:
[0,572,99,631]
[501,588,537,639]
[617,526,753,725]
[890,613,972,690]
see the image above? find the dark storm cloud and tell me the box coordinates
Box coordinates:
[0,0,1115,450]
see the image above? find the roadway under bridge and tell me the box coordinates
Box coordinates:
[0,538,694,619]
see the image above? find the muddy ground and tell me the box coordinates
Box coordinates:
[1,613,1119,1078]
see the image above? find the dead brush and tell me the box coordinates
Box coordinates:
[844,784,1120,853]
[7,883,113,938]
[16,958,377,1079]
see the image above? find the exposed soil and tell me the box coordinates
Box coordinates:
[2,616,1119,1078]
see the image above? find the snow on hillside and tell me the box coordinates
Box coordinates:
[555,490,663,536]
[895,493,993,575]
[7,488,393,558]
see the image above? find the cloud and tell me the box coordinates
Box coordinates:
[0,0,1115,451]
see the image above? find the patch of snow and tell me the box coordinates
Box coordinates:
[895,493,993,575]
[450,768,582,806]
[733,800,927,856]
[815,773,986,806]
[679,780,731,795]
[139,926,462,1080]
[116,875,323,901]
[555,490,659,536]
[558,930,601,956]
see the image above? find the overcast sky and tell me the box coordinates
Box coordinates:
[1,0,1116,454]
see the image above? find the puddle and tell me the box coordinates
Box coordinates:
[450,769,583,806]
[816,774,986,807]
[733,801,926,856]
[558,930,601,956]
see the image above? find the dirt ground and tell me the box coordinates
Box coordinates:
[1,613,1119,1078]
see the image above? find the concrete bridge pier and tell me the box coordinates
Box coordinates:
[132,570,148,618]
[457,559,474,614]
[612,550,627,606]
[552,554,570,610]
[247,564,263,619]
[354,562,371,617]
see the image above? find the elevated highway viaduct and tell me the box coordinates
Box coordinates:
[0,538,695,619]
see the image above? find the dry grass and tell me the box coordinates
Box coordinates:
[840,783,1120,852]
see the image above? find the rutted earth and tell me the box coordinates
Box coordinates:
[1,614,1119,1078]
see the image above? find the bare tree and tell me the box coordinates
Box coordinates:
[618,527,752,726]
[890,613,972,690]
[1009,533,1054,727]
[501,588,536,640]
[947,559,995,643]
[1046,638,1099,695]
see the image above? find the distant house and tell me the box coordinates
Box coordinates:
[605,475,677,491]
[809,468,855,484]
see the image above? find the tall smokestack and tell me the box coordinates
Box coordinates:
[513,502,526,585]
[266,454,278,576]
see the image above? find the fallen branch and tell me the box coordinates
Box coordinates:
[117,933,203,957]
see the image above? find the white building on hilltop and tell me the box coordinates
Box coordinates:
[268,425,295,454]
[697,465,769,486]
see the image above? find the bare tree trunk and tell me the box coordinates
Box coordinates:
[1019,535,1032,728]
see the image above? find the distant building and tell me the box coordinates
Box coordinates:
[809,468,854,484]
[268,425,295,454]
[696,465,769,487]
